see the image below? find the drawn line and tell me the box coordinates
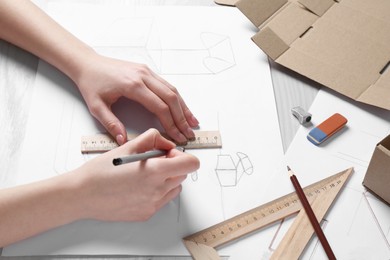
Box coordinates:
[363,191,390,251]
[331,153,368,168]
[268,218,285,251]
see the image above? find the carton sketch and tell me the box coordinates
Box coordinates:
[215,152,253,187]
[89,16,235,75]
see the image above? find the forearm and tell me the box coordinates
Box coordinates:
[0,171,85,247]
[0,0,95,83]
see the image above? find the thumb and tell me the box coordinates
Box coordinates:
[91,103,127,145]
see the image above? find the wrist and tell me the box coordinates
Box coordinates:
[49,170,91,222]
[63,46,98,88]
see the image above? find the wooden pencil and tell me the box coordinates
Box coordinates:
[287,166,336,260]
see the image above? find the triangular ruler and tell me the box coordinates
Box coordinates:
[183,167,353,259]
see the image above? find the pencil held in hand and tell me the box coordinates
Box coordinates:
[113,147,185,166]
[287,166,336,260]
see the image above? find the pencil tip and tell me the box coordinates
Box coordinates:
[287,166,291,171]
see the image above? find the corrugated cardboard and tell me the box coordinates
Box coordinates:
[363,135,390,205]
[236,0,390,110]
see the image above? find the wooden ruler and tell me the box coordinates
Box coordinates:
[81,130,222,153]
[183,167,353,259]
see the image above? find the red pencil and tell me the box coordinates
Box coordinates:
[287,166,336,260]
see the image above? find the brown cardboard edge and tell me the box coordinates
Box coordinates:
[298,0,335,16]
[237,0,390,112]
[214,0,237,6]
[362,135,390,206]
[236,0,288,28]
[362,184,390,207]
[378,134,390,149]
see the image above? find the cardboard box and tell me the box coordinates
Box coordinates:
[363,135,390,205]
[236,0,390,110]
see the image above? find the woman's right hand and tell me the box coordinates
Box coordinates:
[73,128,200,222]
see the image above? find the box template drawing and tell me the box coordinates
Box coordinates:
[236,0,390,110]
[363,134,390,206]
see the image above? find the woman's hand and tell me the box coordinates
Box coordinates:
[74,128,200,222]
[0,129,199,247]
[0,0,199,145]
[76,54,199,145]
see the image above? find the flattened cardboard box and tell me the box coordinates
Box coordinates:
[363,135,390,206]
[236,0,390,110]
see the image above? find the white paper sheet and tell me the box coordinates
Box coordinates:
[3,5,284,259]
[266,88,390,259]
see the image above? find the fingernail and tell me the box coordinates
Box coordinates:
[176,133,188,145]
[186,127,195,141]
[190,115,199,126]
[116,134,125,145]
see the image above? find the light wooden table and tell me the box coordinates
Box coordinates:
[0,0,321,258]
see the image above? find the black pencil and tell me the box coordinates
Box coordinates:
[287,166,336,260]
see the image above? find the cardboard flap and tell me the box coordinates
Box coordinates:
[378,144,390,156]
[251,3,317,59]
[363,139,390,205]
[378,134,390,149]
[357,71,390,110]
[236,0,287,28]
[252,27,289,60]
[238,0,390,110]
[298,0,335,16]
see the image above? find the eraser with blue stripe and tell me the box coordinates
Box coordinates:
[307,113,347,145]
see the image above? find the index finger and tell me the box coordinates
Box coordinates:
[152,150,200,179]
[113,128,175,156]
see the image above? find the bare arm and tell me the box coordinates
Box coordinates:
[0,0,199,144]
[0,170,84,247]
[0,129,200,247]
[0,0,92,82]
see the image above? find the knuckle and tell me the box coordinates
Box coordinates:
[177,117,189,128]
[183,106,192,116]
[88,103,101,117]
[136,64,150,76]
[131,76,144,88]
[166,125,180,138]
[147,128,160,136]
[166,91,179,104]
[143,128,160,140]
[169,86,178,94]
[156,104,170,116]
[105,120,119,133]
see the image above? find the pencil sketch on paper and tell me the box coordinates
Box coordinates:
[191,171,198,182]
[362,191,390,249]
[88,16,236,75]
[53,100,75,175]
[215,152,253,187]
[147,32,236,75]
[267,216,331,256]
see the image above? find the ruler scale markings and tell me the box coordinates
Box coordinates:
[183,168,353,259]
[81,130,221,153]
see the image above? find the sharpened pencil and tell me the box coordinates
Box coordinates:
[287,166,336,260]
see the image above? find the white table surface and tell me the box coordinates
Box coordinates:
[0,0,321,258]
